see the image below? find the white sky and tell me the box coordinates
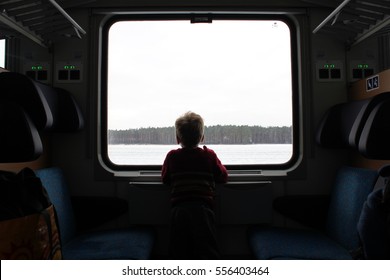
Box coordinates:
[107,20,292,130]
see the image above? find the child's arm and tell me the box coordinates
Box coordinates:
[203,146,228,183]
[161,154,171,185]
[214,158,228,183]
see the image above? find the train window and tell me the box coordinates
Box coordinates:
[101,15,300,175]
[0,39,5,68]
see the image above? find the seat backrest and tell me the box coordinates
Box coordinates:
[349,92,390,149]
[0,72,54,130]
[316,100,366,148]
[326,166,377,251]
[35,167,76,245]
[358,95,390,159]
[0,102,42,162]
[0,72,84,133]
[51,87,84,132]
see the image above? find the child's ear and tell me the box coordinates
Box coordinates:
[176,136,181,144]
[201,135,205,143]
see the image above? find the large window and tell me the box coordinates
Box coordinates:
[101,14,299,172]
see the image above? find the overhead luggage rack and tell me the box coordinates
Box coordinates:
[0,0,94,47]
[302,0,390,47]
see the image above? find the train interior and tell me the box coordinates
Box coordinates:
[0,0,390,260]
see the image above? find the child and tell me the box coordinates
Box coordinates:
[162,111,228,259]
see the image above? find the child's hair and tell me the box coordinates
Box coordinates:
[175,111,204,148]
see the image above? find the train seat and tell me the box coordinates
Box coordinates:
[0,72,153,259]
[315,99,366,148]
[0,72,55,130]
[356,98,390,259]
[314,92,390,150]
[249,166,377,259]
[35,167,155,259]
[348,92,390,149]
[0,72,84,132]
[50,87,84,132]
[357,92,390,159]
[248,98,381,259]
[0,102,43,162]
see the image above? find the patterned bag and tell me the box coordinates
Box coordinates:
[0,168,62,259]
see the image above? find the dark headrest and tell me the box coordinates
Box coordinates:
[50,87,84,132]
[0,72,84,132]
[358,94,390,159]
[349,92,390,148]
[0,72,54,130]
[316,99,366,148]
[0,103,42,162]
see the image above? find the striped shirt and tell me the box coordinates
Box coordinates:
[162,146,228,206]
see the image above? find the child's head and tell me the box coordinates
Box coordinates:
[175,111,204,148]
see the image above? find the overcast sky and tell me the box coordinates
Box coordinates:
[107,20,292,130]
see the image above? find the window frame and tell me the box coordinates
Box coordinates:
[0,39,6,69]
[98,12,303,180]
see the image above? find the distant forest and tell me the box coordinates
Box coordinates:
[108,125,292,145]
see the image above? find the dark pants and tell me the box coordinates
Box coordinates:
[170,202,220,259]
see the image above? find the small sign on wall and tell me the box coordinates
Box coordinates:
[315,60,344,82]
[55,61,83,83]
[23,62,50,83]
[349,69,390,101]
[366,75,379,92]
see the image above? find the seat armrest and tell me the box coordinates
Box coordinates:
[273,195,330,230]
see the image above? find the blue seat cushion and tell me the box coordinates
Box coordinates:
[36,167,155,259]
[63,228,155,260]
[249,227,353,260]
[326,166,377,251]
[35,167,77,245]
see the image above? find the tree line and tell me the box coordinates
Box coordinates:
[108,125,292,145]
